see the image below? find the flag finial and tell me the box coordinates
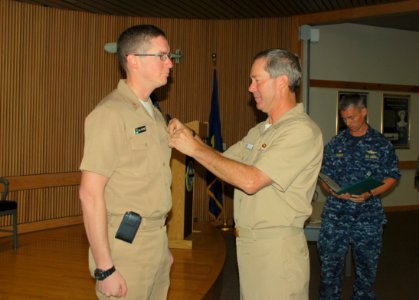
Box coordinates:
[211,52,217,67]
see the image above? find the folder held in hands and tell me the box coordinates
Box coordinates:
[319,172,383,195]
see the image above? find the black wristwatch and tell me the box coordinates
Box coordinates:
[94,266,116,281]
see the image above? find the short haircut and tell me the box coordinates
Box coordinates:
[253,49,302,92]
[117,24,167,72]
[339,94,366,111]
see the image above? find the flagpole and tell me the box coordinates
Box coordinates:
[211,52,231,231]
[218,183,231,231]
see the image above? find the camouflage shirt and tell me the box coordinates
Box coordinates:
[321,125,401,224]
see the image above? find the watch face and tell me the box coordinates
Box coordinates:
[94,269,104,280]
[94,266,115,281]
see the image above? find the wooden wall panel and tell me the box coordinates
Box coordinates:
[0,0,297,231]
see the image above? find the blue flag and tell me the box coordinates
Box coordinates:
[207,69,224,221]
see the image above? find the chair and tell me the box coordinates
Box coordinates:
[0,177,18,249]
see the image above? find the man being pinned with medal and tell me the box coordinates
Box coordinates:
[80,25,174,299]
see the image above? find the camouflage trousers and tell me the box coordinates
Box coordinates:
[318,218,383,300]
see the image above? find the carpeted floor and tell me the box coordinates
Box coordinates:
[217,210,419,300]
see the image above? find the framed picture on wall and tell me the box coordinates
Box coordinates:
[382,94,410,149]
[337,91,368,134]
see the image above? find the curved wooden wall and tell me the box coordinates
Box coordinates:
[2,0,418,233]
[0,0,297,232]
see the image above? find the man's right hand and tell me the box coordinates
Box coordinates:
[97,270,127,298]
[168,118,200,157]
[167,118,186,136]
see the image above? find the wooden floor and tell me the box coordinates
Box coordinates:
[0,222,226,300]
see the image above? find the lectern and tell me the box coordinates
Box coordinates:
[167,121,207,249]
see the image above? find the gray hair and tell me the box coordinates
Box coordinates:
[117,24,167,72]
[253,49,302,92]
[339,94,367,111]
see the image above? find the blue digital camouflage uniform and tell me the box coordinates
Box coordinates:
[318,126,400,300]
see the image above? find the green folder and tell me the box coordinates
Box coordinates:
[319,172,383,195]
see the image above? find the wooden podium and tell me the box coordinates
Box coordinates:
[167,121,207,249]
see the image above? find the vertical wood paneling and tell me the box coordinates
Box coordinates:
[0,0,297,229]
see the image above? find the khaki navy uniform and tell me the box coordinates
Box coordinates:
[224,103,323,300]
[80,80,172,300]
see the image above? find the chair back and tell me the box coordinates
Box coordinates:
[0,177,9,201]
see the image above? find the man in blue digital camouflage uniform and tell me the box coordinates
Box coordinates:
[318,94,401,300]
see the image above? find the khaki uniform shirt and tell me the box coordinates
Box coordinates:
[80,80,172,217]
[224,103,323,229]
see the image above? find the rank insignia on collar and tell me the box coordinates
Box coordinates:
[259,143,267,151]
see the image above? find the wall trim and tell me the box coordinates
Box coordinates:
[310,79,419,93]
[298,0,419,26]
[399,161,417,170]
[0,216,83,238]
[4,172,81,192]
[384,205,419,212]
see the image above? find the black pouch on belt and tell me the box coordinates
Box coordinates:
[115,211,142,243]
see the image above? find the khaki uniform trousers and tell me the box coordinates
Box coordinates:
[89,215,171,300]
[235,227,309,300]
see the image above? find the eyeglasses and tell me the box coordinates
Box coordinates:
[130,53,173,61]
